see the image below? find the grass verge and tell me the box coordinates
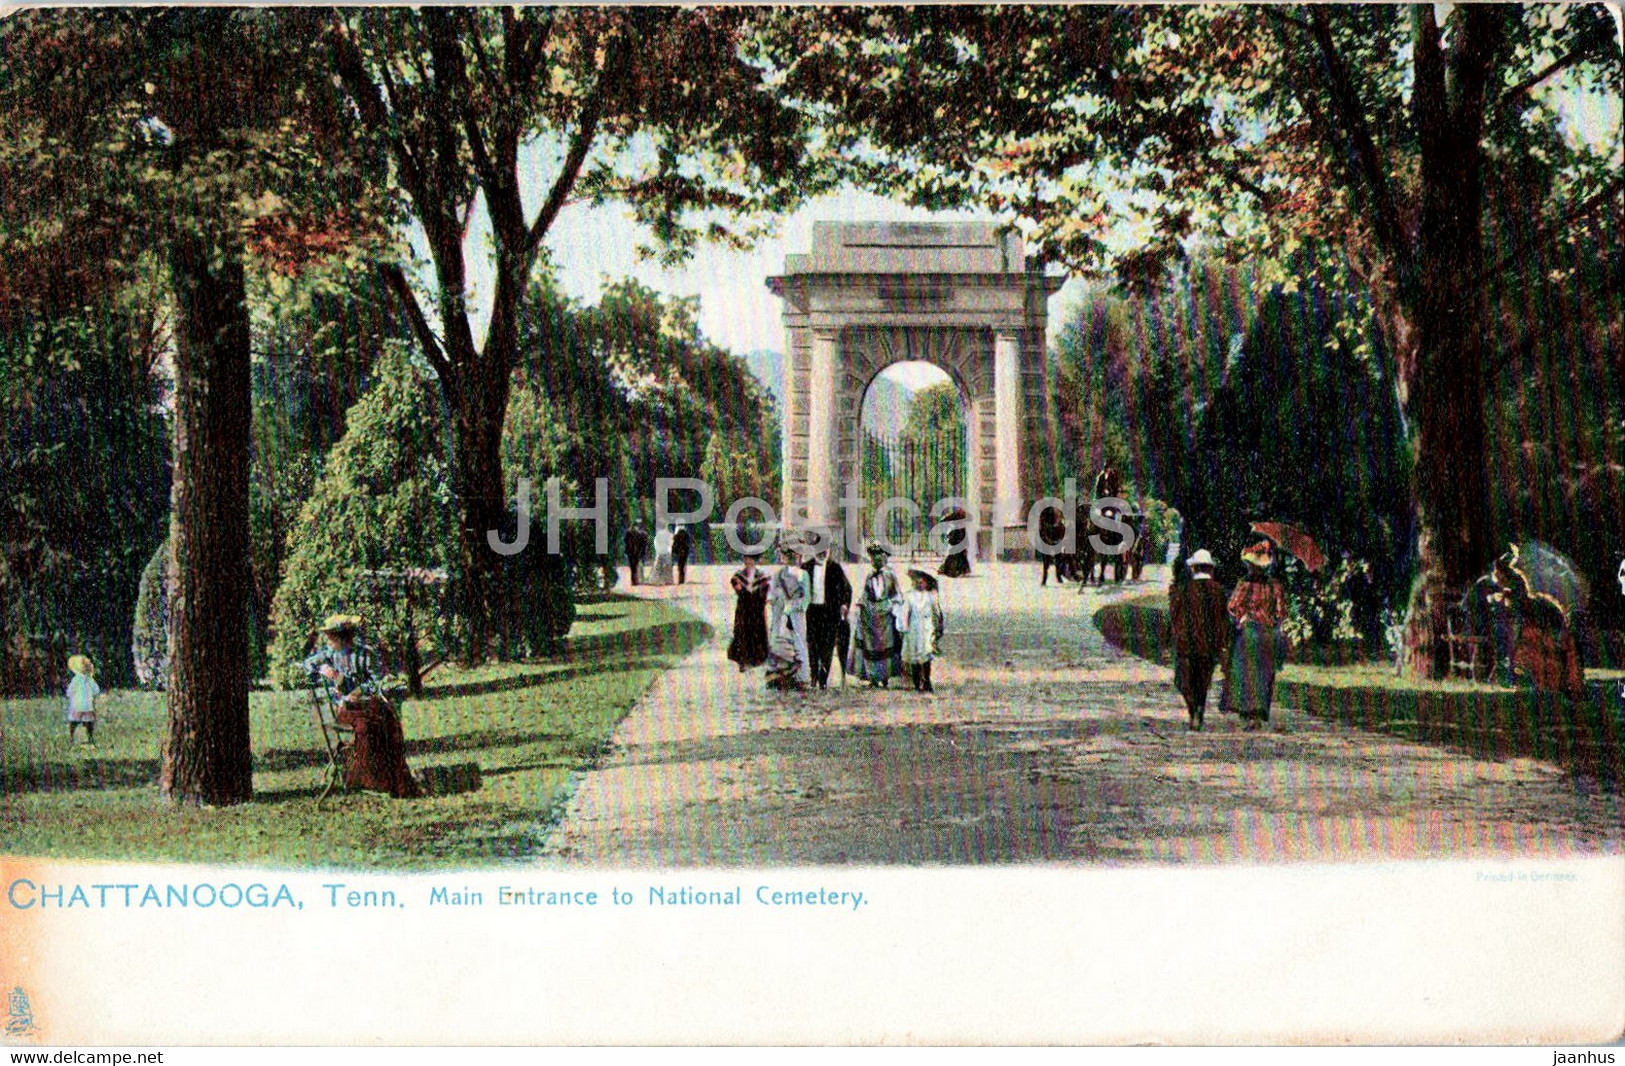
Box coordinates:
[0,595,708,869]
[1095,592,1624,785]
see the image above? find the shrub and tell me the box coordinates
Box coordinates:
[267,347,454,688]
[130,539,169,688]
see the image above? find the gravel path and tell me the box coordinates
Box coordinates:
[544,563,1623,865]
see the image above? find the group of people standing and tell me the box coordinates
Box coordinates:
[1169,541,1289,731]
[624,523,692,586]
[729,541,945,694]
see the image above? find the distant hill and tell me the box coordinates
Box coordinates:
[741,349,784,405]
[739,348,920,435]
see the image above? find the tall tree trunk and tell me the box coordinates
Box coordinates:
[1397,5,1504,679]
[163,234,253,805]
[450,357,514,665]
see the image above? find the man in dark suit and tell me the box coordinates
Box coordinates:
[624,524,649,586]
[1169,549,1231,730]
[671,525,693,584]
[802,545,852,689]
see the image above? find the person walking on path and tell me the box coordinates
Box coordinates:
[1038,506,1069,587]
[726,554,771,671]
[624,524,649,587]
[651,525,676,585]
[802,544,852,689]
[65,654,100,746]
[1169,549,1231,731]
[672,525,693,585]
[937,507,972,578]
[1128,515,1148,582]
[1220,541,1289,730]
[765,540,811,690]
[898,569,946,692]
[850,544,904,688]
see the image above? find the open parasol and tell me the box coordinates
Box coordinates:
[1249,521,1326,573]
[1507,541,1589,618]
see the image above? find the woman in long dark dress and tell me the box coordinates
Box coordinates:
[850,544,903,687]
[938,506,972,578]
[1219,541,1288,730]
[727,555,770,670]
[1494,553,1584,697]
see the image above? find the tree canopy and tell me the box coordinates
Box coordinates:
[758,3,1622,669]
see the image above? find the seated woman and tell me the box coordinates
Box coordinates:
[1493,558,1584,698]
[304,613,378,699]
[305,614,420,798]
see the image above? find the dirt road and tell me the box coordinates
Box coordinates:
[544,563,1623,865]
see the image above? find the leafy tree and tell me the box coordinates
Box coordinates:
[0,8,381,802]
[267,346,454,692]
[1179,282,1412,620]
[250,267,401,675]
[326,8,824,660]
[0,307,169,691]
[760,4,1621,673]
[897,382,967,511]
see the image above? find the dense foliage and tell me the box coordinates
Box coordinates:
[755,4,1622,670]
[267,347,454,689]
[0,307,169,692]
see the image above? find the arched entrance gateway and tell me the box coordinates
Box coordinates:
[768,221,1065,560]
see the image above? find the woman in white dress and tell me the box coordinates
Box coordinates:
[650,525,676,585]
[765,541,811,689]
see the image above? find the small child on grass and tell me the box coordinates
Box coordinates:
[66,654,100,746]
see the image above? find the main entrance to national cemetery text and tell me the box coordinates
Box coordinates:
[768,222,1063,559]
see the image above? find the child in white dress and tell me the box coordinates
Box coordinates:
[896,570,945,692]
[65,655,101,745]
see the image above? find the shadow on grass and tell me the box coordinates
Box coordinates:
[1,757,161,794]
[420,655,682,701]
[405,729,575,758]
[572,609,627,624]
[255,747,335,774]
[562,619,711,660]
[1095,599,1625,786]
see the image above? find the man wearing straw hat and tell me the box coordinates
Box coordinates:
[65,654,101,746]
[1169,550,1230,731]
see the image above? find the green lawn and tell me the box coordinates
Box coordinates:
[0,595,708,869]
[1096,592,1624,784]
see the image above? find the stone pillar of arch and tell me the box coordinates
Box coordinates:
[768,221,1064,560]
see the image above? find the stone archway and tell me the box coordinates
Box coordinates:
[768,222,1063,559]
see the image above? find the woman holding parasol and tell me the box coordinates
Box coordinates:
[1494,544,1585,697]
[1220,540,1289,729]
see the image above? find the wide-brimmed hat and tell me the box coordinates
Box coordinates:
[321,613,362,635]
[1186,549,1215,570]
[68,655,95,677]
[1240,540,1274,568]
[906,569,939,591]
[866,543,892,559]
